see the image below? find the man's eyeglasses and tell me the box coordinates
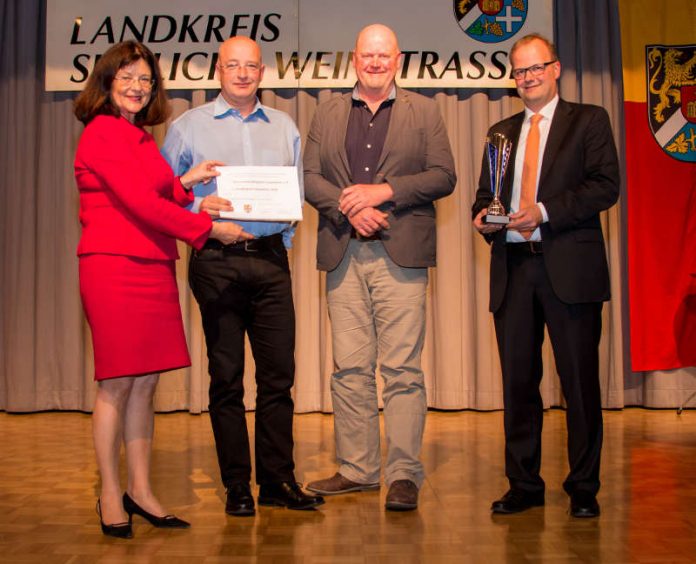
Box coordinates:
[511,60,557,80]
[219,62,262,73]
[113,75,155,90]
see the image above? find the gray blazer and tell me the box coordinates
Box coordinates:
[304,87,456,271]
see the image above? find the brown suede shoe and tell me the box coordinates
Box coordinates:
[385,479,418,511]
[306,472,380,495]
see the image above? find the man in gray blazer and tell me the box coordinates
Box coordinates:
[304,23,456,511]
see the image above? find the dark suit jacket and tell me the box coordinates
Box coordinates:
[304,87,456,271]
[472,99,620,312]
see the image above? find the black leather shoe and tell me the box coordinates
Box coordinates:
[96,499,133,539]
[569,491,600,518]
[123,492,190,528]
[225,482,256,516]
[491,489,545,514]
[258,481,325,510]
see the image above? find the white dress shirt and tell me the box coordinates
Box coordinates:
[506,95,559,242]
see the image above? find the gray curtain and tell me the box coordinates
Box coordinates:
[1,0,694,413]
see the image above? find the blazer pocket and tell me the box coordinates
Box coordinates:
[393,204,435,219]
[411,205,435,217]
[391,127,426,157]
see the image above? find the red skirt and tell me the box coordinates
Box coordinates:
[79,254,191,380]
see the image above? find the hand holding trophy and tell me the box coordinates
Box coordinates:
[484,133,512,224]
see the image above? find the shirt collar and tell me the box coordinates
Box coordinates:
[213,94,269,122]
[351,84,397,103]
[525,94,559,123]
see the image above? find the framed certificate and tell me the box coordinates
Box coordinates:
[216,166,303,222]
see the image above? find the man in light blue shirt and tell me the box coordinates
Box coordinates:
[161,36,323,516]
[161,83,301,248]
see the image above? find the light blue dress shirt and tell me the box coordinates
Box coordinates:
[161,94,302,248]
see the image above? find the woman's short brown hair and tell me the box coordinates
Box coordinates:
[73,41,170,126]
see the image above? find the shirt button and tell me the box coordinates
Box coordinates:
[364,167,370,172]
[367,144,372,149]
[369,123,373,127]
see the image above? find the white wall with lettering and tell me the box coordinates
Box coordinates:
[46,0,552,91]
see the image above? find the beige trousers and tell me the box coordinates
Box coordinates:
[326,239,428,487]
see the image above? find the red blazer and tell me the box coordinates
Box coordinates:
[75,115,211,260]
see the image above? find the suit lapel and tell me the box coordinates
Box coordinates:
[376,87,405,171]
[336,93,352,177]
[539,99,572,189]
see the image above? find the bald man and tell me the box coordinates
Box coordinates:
[162,37,323,516]
[304,24,456,511]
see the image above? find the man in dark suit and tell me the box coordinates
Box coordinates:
[472,33,619,518]
[304,24,456,511]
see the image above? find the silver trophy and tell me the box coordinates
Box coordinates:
[484,132,512,224]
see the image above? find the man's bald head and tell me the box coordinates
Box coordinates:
[353,24,401,100]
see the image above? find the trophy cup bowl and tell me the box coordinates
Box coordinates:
[484,132,512,225]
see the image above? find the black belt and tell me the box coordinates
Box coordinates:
[507,241,543,254]
[202,233,284,253]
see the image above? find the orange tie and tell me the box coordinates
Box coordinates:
[520,114,542,239]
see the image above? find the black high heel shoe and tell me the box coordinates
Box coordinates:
[96,499,133,539]
[123,492,190,528]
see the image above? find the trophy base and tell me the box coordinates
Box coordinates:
[484,213,510,225]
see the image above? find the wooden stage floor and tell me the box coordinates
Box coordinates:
[0,408,694,563]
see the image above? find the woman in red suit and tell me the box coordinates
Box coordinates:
[73,41,240,538]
